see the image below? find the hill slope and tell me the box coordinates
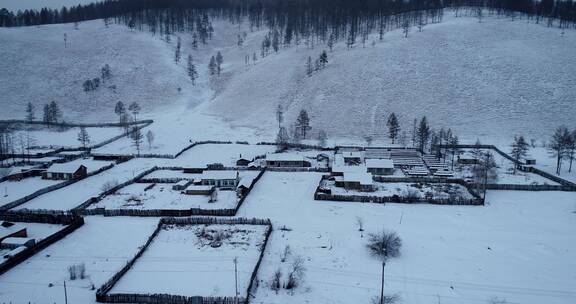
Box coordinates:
[1,13,575,145]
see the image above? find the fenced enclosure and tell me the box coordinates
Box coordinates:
[96,217,272,304]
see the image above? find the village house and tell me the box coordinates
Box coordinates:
[42,163,88,180]
[365,159,395,175]
[0,222,27,243]
[335,172,374,192]
[172,179,194,191]
[200,171,239,188]
[0,237,36,250]
[265,153,312,168]
[183,185,215,195]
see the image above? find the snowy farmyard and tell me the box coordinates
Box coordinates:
[0,1,575,304]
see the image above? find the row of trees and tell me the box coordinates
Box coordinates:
[2,0,574,32]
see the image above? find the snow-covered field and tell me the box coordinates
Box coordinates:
[328,180,475,200]
[11,127,124,149]
[454,148,560,185]
[11,158,156,211]
[110,223,268,298]
[0,177,62,207]
[89,183,238,210]
[0,216,159,304]
[237,172,576,304]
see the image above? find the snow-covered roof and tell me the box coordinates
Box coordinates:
[365,159,394,169]
[342,172,373,185]
[0,222,26,240]
[265,153,305,162]
[341,151,363,158]
[184,185,214,191]
[1,237,34,245]
[332,164,367,174]
[46,162,86,174]
[175,179,193,186]
[201,170,238,180]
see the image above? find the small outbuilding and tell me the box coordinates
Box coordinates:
[42,163,88,180]
[335,172,374,192]
[365,159,395,175]
[183,185,215,195]
[172,179,194,191]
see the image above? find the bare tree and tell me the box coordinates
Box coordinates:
[285,256,305,290]
[280,245,291,263]
[270,268,282,294]
[77,127,90,149]
[367,230,402,259]
[276,126,289,152]
[549,126,570,174]
[130,127,143,156]
[146,130,154,149]
[317,130,328,147]
[25,102,35,122]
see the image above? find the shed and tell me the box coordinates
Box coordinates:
[525,159,536,165]
[341,151,363,165]
[172,179,194,191]
[42,163,87,180]
[365,159,395,175]
[183,185,215,195]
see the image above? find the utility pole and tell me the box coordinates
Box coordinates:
[234,257,238,304]
[483,152,489,202]
[380,260,385,304]
[63,281,68,304]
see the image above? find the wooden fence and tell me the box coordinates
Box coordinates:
[316,175,483,205]
[0,214,84,275]
[0,163,115,211]
[77,168,265,217]
[96,217,272,304]
[434,143,576,191]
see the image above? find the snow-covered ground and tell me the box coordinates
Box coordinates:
[328,180,475,200]
[455,148,560,185]
[0,177,62,207]
[0,216,159,304]
[237,172,576,304]
[89,183,238,210]
[110,223,268,298]
[11,127,124,149]
[11,158,157,211]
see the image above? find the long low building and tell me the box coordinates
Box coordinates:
[265,153,312,168]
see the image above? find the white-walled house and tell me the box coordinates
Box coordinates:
[200,171,239,188]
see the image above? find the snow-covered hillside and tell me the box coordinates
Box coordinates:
[1,13,575,145]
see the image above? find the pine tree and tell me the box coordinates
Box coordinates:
[175,36,181,63]
[48,101,62,123]
[77,127,90,149]
[327,33,335,52]
[510,135,529,174]
[215,51,223,75]
[25,102,35,122]
[114,101,126,123]
[187,55,198,85]
[276,126,289,152]
[128,102,141,121]
[192,33,198,49]
[319,50,328,68]
[295,109,312,139]
[416,116,430,151]
[306,56,313,76]
[101,64,111,82]
[208,55,217,75]
[386,113,400,144]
